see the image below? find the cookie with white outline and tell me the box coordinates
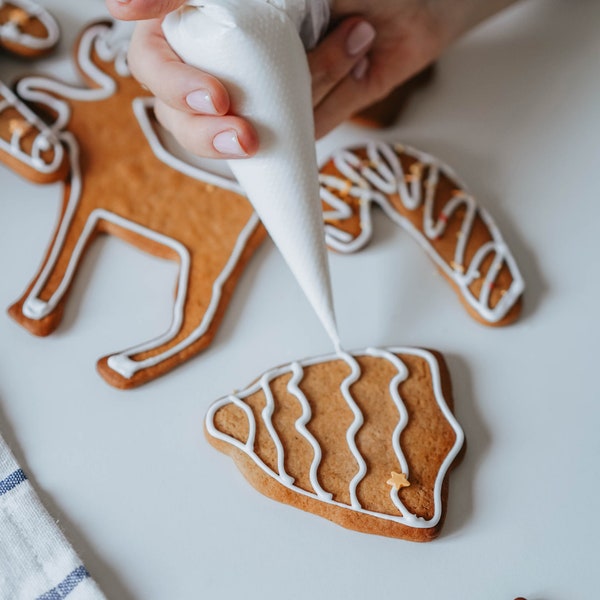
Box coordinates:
[0,1,65,182]
[7,21,266,388]
[205,347,464,541]
[0,0,59,57]
[320,141,524,326]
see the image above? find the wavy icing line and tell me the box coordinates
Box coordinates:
[13,22,261,379]
[0,0,59,51]
[319,141,525,323]
[206,347,464,529]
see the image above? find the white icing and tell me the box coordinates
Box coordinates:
[287,362,332,500]
[320,141,525,323]
[162,0,341,351]
[0,0,59,51]
[260,373,295,486]
[206,347,465,529]
[0,81,64,174]
[14,22,263,380]
[337,351,366,509]
[365,347,414,520]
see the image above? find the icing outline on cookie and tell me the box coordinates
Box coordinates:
[320,141,525,324]
[13,21,262,381]
[0,81,64,175]
[206,346,464,529]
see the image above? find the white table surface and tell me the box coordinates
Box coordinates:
[2,1,599,599]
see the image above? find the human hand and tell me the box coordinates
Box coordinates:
[106,0,518,157]
[106,0,376,158]
[315,0,520,136]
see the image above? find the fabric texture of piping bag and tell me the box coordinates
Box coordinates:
[162,0,341,350]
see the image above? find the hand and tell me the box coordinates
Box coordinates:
[106,0,519,157]
[106,0,374,157]
[315,0,521,136]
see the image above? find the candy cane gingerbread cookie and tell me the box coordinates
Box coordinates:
[320,142,525,326]
[8,20,266,389]
[0,0,66,182]
[206,346,464,541]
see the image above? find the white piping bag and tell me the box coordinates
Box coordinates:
[162,0,342,351]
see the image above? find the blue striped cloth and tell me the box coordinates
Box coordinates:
[0,434,106,600]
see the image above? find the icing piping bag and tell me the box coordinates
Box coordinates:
[162,0,342,351]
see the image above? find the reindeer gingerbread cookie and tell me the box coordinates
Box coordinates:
[206,346,464,540]
[8,20,266,388]
[0,0,67,182]
[319,141,525,326]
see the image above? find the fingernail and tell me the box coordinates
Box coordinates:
[352,57,370,80]
[213,130,247,157]
[186,89,218,114]
[346,21,375,56]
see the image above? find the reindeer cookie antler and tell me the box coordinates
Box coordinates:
[8,21,266,389]
[320,142,525,326]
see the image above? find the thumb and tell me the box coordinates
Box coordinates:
[105,0,187,21]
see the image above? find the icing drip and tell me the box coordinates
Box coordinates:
[206,347,464,528]
[320,141,525,323]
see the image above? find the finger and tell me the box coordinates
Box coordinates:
[106,0,186,21]
[308,18,376,107]
[154,99,259,159]
[314,59,386,139]
[129,19,230,116]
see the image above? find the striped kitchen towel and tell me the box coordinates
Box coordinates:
[0,433,106,600]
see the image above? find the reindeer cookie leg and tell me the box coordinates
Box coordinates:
[7,135,100,335]
[96,212,265,389]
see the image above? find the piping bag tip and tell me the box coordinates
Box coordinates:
[163,0,342,352]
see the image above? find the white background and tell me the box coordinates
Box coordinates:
[1,1,599,599]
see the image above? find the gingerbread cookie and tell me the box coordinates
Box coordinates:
[0,0,59,58]
[0,1,66,182]
[319,141,524,326]
[0,79,67,181]
[205,347,464,541]
[8,20,266,388]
